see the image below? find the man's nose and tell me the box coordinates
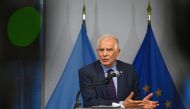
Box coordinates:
[103,50,108,56]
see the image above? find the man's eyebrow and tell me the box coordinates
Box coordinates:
[98,48,113,50]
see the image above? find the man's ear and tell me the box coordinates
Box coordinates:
[96,49,99,54]
[117,48,120,56]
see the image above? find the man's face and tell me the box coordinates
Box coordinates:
[96,38,120,68]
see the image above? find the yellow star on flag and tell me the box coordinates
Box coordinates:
[155,88,162,97]
[143,84,150,93]
[165,100,172,108]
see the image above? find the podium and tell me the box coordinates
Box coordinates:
[76,107,143,109]
[75,105,143,109]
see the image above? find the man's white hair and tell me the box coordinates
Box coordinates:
[97,33,120,49]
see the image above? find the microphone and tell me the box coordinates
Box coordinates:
[73,71,122,109]
[104,70,121,83]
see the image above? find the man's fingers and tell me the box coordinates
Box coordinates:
[143,93,153,100]
[123,100,145,108]
[127,92,134,99]
[143,100,159,109]
[150,101,159,106]
[131,100,144,104]
[124,92,159,109]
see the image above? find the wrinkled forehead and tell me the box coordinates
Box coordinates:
[99,39,116,48]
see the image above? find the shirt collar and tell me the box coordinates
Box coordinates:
[101,61,117,74]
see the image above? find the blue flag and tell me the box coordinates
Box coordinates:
[133,22,185,109]
[45,21,96,109]
[183,75,190,108]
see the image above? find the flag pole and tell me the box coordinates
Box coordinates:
[82,0,86,21]
[73,1,86,109]
[147,0,152,23]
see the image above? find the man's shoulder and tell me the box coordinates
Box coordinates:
[78,60,101,76]
[116,60,136,72]
[79,60,100,70]
[116,60,133,67]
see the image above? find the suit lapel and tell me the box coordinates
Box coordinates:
[116,60,124,100]
[95,61,108,98]
[95,61,105,81]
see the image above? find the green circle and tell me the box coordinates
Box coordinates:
[7,7,41,47]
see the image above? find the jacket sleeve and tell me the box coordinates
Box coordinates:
[131,65,141,100]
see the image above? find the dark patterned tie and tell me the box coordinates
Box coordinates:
[106,69,117,101]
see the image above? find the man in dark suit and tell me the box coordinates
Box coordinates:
[79,33,159,108]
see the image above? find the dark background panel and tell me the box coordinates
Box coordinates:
[0,0,45,109]
[173,0,190,59]
[1,0,42,61]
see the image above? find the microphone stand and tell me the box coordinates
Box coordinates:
[73,90,81,109]
[73,80,109,109]
[73,71,121,109]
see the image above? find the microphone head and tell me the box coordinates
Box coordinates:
[105,71,121,84]
[110,70,121,77]
[106,71,121,80]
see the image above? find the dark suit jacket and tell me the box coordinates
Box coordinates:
[78,60,140,107]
